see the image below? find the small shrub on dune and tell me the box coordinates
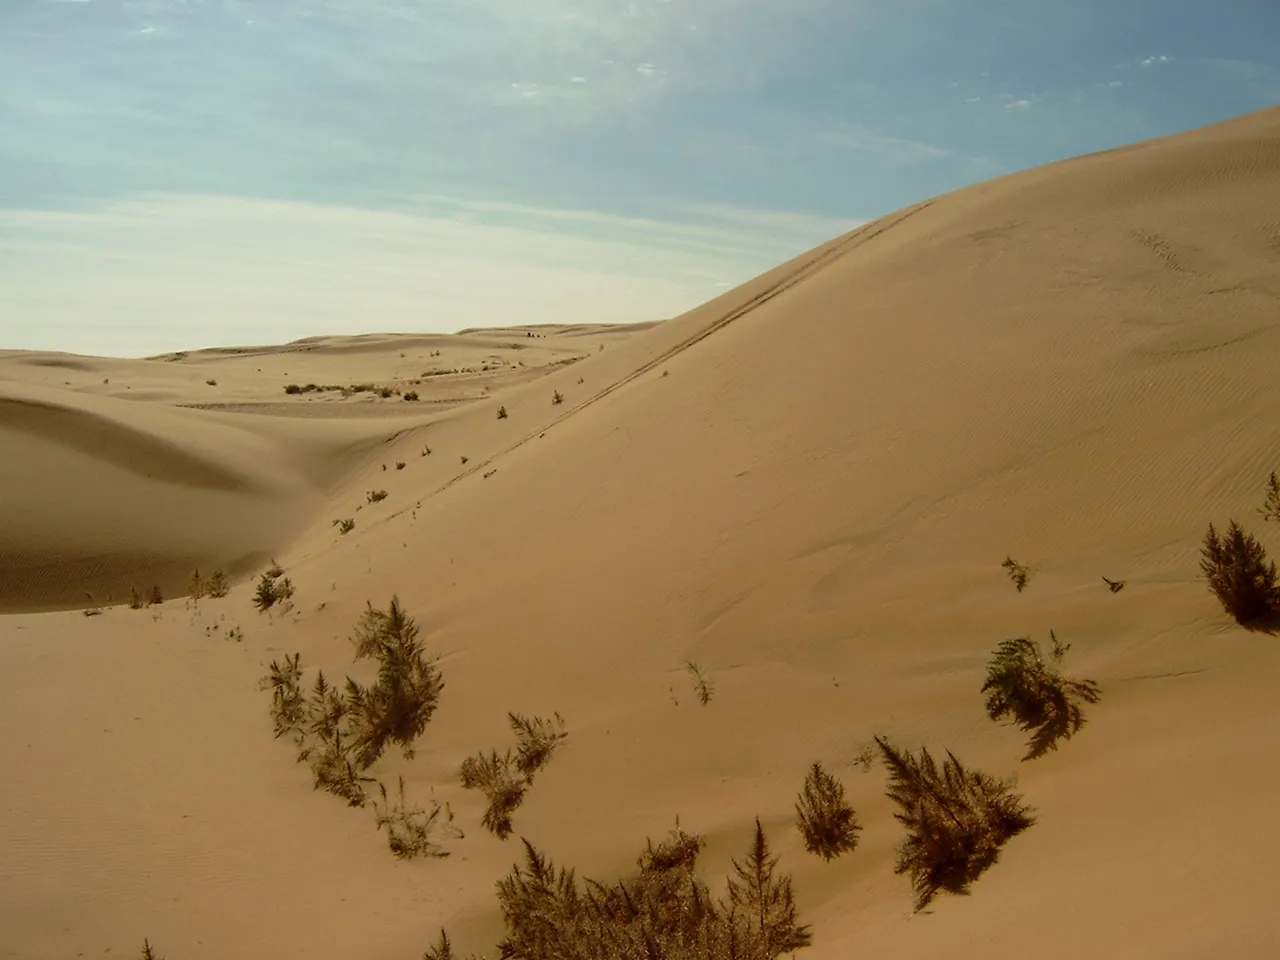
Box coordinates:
[687,660,714,705]
[284,383,303,395]
[373,775,457,859]
[510,711,568,780]
[395,461,406,470]
[875,737,1034,911]
[982,631,1101,760]
[1259,471,1280,524]
[140,940,164,960]
[261,652,306,741]
[460,748,527,839]
[333,518,355,535]
[187,568,206,600]
[497,405,508,419]
[1001,556,1030,592]
[344,596,445,767]
[367,489,388,504]
[206,569,229,598]
[552,390,563,405]
[147,584,164,607]
[252,566,294,612]
[403,391,419,402]
[795,761,861,861]
[129,587,144,610]
[1201,520,1279,625]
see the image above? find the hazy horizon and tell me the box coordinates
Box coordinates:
[3,0,1277,357]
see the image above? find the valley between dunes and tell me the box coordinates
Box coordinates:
[3,108,1280,959]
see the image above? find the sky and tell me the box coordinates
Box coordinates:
[1,0,1278,356]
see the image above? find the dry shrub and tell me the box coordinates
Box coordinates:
[461,712,568,839]
[795,761,860,860]
[982,631,1101,760]
[206,569,230,598]
[373,776,459,859]
[1201,520,1279,625]
[876,738,1034,911]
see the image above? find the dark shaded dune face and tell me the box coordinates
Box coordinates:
[0,399,316,612]
[0,397,269,493]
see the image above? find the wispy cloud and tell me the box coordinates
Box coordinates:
[1140,55,1173,67]
[1004,99,1032,109]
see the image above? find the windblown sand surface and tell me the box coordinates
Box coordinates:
[3,108,1280,959]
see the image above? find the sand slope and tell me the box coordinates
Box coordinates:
[3,108,1280,959]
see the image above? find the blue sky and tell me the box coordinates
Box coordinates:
[2,0,1277,356]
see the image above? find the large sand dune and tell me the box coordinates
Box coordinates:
[3,108,1280,958]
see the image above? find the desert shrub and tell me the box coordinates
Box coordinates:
[403,391,419,401]
[461,713,569,838]
[129,587,144,610]
[188,568,206,600]
[261,652,306,740]
[982,631,1101,760]
[333,518,355,535]
[460,455,468,464]
[395,461,406,470]
[875,738,1034,911]
[140,940,164,960]
[421,446,432,457]
[206,569,229,598]
[510,712,569,780]
[1201,520,1279,624]
[205,378,217,386]
[379,387,393,398]
[284,383,303,394]
[147,584,164,606]
[423,930,456,960]
[1260,471,1280,523]
[687,661,714,705]
[497,405,508,419]
[795,762,861,861]
[373,776,458,859]
[252,567,294,612]
[480,821,810,960]
[367,489,388,504]
[1001,556,1030,592]
[552,390,563,405]
[460,748,528,839]
[343,596,445,767]
[1102,575,1125,593]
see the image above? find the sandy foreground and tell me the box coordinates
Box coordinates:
[3,108,1280,959]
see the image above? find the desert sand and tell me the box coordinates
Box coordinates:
[3,107,1280,959]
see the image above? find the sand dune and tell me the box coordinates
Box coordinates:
[3,108,1280,959]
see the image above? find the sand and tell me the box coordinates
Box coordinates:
[3,107,1280,959]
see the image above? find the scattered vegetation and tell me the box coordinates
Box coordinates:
[982,632,1101,760]
[129,586,144,610]
[552,390,563,405]
[497,405,508,419]
[795,762,861,861]
[379,387,394,399]
[454,820,811,960]
[404,391,419,401]
[395,461,406,470]
[188,568,207,600]
[460,712,568,839]
[333,518,356,535]
[1259,471,1280,523]
[206,569,229,598]
[367,489,388,503]
[875,738,1034,911]
[252,565,295,613]
[1001,556,1030,592]
[1201,520,1279,625]
[373,776,457,859]
[687,661,714,705]
[147,584,164,607]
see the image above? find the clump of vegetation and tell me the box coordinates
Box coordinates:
[795,762,861,861]
[460,455,469,465]
[333,518,355,535]
[395,461,406,470]
[875,738,1034,911]
[460,712,568,839]
[687,661,714,705]
[373,776,457,859]
[206,569,229,598]
[1102,575,1125,593]
[379,387,394,399]
[1259,471,1280,523]
[459,820,810,960]
[129,586,144,610]
[147,584,164,606]
[421,445,432,457]
[403,391,419,401]
[140,940,164,960]
[263,652,306,740]
[982,631,1101,760]
[367,489,388,504]
[284,383,303,394]
[1201,520,1279,625]
[252,564,295,613]
[345,597,446,767]
[497,405,508,419]
[1001,556,1030,592]
[552,390,563,405]
[205,378,217,386]
[188,568,207,600]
